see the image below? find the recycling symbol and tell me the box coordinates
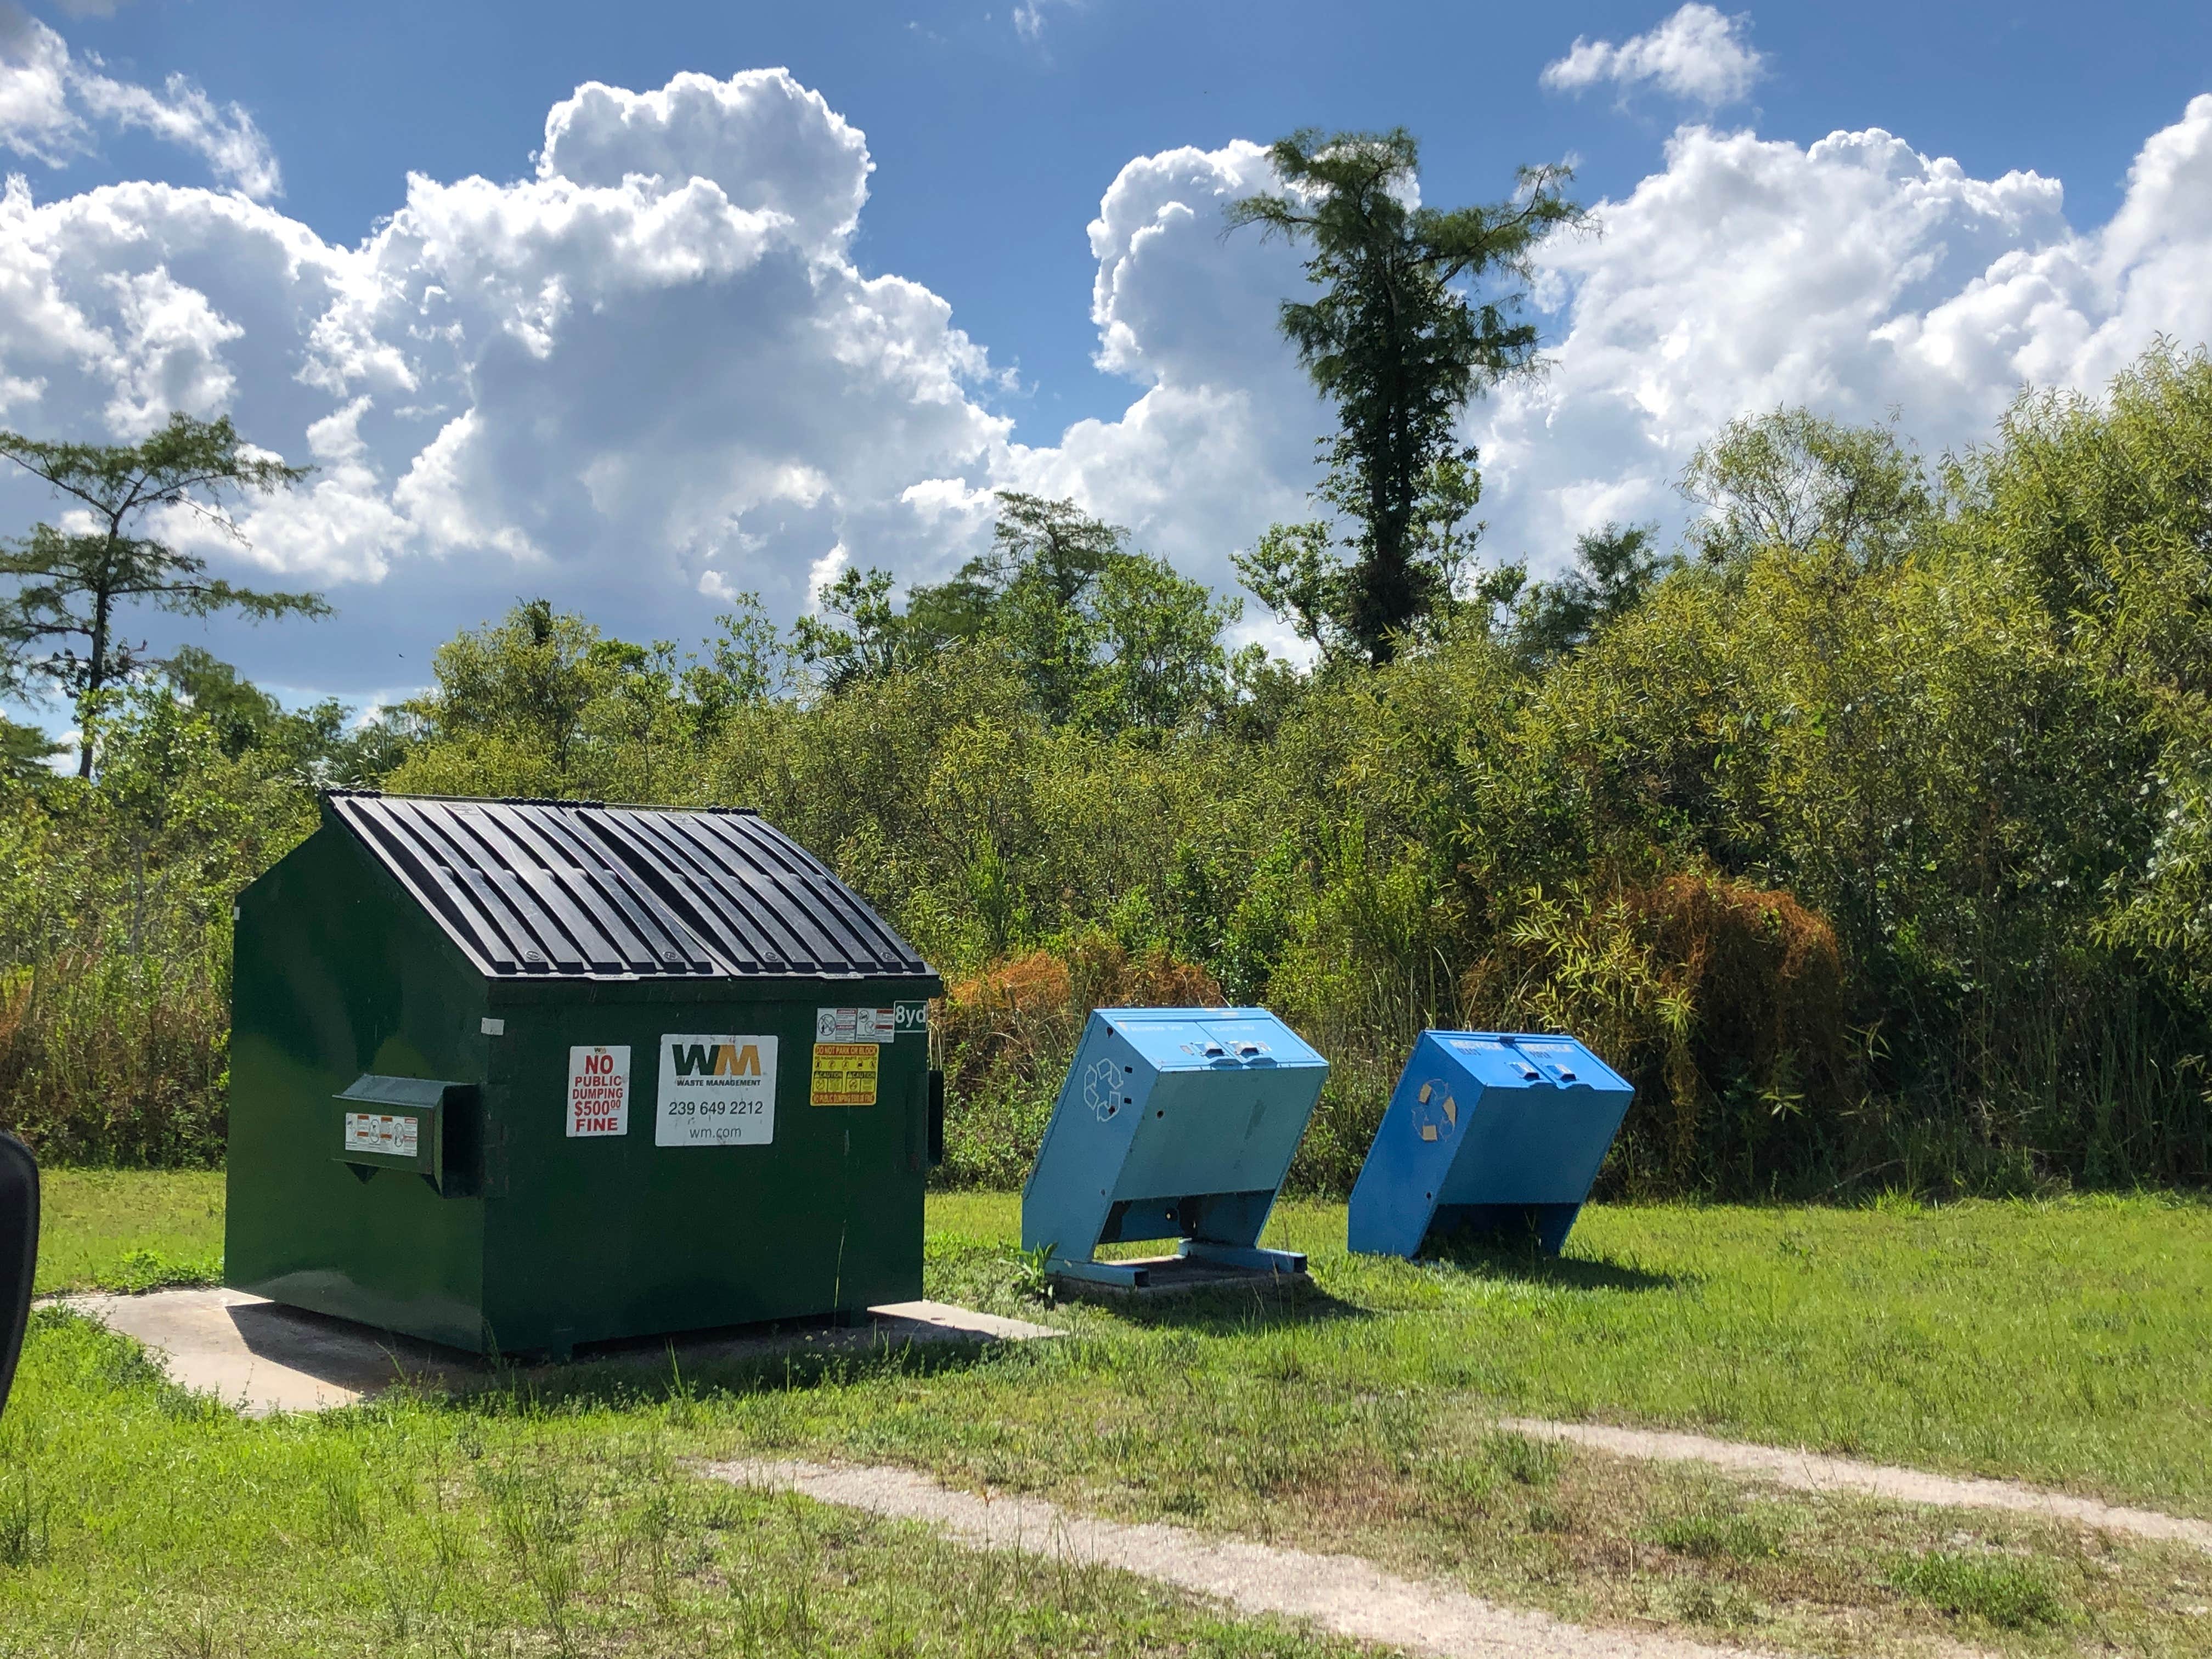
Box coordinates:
[1410,1078,1458,1144]
[1084,1058,1122,1121]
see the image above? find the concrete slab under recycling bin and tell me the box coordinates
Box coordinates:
[1051,1254,1313,1299]
[60,1287,1059,1417]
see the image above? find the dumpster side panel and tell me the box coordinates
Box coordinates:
[477,979,934,1352]
[1110,1063,1322,1228]
[226,820,490,1348]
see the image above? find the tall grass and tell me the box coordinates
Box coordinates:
[0,951,229,1166]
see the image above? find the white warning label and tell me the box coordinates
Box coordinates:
[567,1045,630,1137]
[816,1006,896,1043]
[342,1113,419,1158]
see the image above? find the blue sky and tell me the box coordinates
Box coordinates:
[3,1,2211,709]
[59,0,2212,438]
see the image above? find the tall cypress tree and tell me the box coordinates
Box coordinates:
[1231,131,1581,664]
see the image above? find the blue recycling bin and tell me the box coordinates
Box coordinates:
[1348,1031,1633,1258]
[1022,1007,1328,1288]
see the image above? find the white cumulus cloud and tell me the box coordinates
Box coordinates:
[0,65,1014,685]
[0,8,279,198]
[1542,4,1766,109]
[2,53,2210,700]
[1471,99,2212,564]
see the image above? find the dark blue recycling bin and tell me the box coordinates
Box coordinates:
[1348,1031,1632,1257]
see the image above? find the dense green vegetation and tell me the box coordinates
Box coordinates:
[12,1189,2210,1655]
[4,346,2212,1198]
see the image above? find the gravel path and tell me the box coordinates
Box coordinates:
[706,1458,1790,1659]
[1501,1418,2212,1553]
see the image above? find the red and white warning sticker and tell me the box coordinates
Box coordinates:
[342,1113,419,1158]
[567,1045,631,1137]
[815,1006,896,1043]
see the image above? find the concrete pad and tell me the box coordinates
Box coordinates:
[710,1458,1793,1659]
[57,1289,1057,1417]
[1052,1254,1312,1299]
[1502,1417,2212,1555]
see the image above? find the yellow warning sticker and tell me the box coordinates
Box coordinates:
[810,1042,879,1106]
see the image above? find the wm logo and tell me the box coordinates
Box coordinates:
[672,1042,761,1077]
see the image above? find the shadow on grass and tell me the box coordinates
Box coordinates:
[435,1319,1024,1415]
[1417,1236,1688,1293]
[1067,1277,1376,1335]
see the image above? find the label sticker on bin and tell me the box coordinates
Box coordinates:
[816,1006,896,1043]
[811,1042,879,1105]
[567,1045,630,1137]
[656,1035,777,1147]
[342,1112,419,1157]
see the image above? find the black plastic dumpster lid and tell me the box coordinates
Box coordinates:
[325,792,933,982]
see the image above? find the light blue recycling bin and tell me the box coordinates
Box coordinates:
[1348,1031,1633,1258]
[1022,1007,1328,1288]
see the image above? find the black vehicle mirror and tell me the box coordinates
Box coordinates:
[0,1131,37,1420]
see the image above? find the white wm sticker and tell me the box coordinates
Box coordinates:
[567,1045,630,1137]
[816,1006,896,1043]
[342,1113,419,1158]
[657,1034,777,1147]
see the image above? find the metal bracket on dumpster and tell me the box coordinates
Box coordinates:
[1022,1008,1328,1289]
[332,1074,477,1197]
[1347,1031,1633,1260]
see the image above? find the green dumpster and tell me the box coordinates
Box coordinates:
[225,790,942,1358]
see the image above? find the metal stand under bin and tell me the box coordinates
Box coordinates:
[1348,1031,1633,1259]
[1021,1008,1328,1291]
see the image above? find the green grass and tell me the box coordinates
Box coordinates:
[15,1178,2212,1656]
[1886,1550,2072,1630]
[32,1167,224,1293]
[0,1312,1363,1657]
[919,1190,2212,1516]
[31,1179,2212,1509]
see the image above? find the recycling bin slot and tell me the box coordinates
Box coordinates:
[1348,1031,1634,1259]
[1022,1007,1327,1289]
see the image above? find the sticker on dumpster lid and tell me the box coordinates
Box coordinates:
[343,1112,419,1158]
[567,1045,630,1137]
[811,1042,879,1105]
[816,1006,896,1043]
[657,1034,776,1147]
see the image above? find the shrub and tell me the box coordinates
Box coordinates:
[933,937,1222,1188]
[1463,872,1853,1194]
